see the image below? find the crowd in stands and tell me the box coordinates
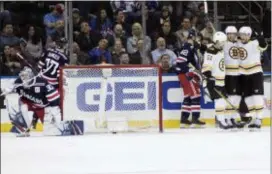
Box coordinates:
[0,1,270,76]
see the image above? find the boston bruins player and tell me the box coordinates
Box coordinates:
[223,26,244,128]
[202,32,230,129]
[238,26,267,129]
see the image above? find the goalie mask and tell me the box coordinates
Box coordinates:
[19,66,35,87]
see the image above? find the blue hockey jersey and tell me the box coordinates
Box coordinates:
[15,77,60,108]
[175,42,200,74]
[38,48,69,86]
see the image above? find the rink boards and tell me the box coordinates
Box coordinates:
[0,73,271,132]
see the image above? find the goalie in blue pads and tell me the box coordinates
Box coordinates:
[3,66,84,136]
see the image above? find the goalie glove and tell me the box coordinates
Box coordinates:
[1,86,15,96]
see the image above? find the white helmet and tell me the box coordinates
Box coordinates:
[239,26,252,37]
[213,31,227,43]
[225,26,237,34]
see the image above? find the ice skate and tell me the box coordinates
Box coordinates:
[180,119,192,128]
[191,119,206,128]
[248,118,262,130]
[230,118,245,129]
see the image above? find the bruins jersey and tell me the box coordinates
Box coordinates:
[202,46,225,87]
[237,40,263,75]
[224,41,239,76]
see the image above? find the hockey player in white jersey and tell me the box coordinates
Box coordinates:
[223,26,244,128]
[202,31,230,129]
[237,26,268,129]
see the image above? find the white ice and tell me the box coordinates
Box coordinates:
[1,128,270,174]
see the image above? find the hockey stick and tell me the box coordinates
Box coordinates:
[0,66,52,97]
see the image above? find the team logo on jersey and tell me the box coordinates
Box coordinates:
[219,59,225,71]
[229,47,239,59]
[238,47,248,60]
[35,87,40,93]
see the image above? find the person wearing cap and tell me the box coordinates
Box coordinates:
[43,3,64,37]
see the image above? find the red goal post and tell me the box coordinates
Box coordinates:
[59,65,163,133]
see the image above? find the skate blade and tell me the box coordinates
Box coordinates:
[180,124,192,129]
[190,124,206,129]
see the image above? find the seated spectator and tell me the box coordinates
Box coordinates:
[111,39,126,64]
[114,10,131,35]
[70,42,90,65]
[130,39,152,64]
[151,37,177,66]
[88,39,112,64]
[175,16,193,49]
[110,1,134,13]
[113,24,127,48]
[127,22,151,54]
[157,21,177,51]
[76,21,102,53]
[119,52,130,65]
[43,3,64,37]
[21,25,43,61]
[73,8,84,37]
[0,23,20,52]
[0,45,22,76]
[157,54,176,73]
[200,21,216,42]
[89,9,112,33]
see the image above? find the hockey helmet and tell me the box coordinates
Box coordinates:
[19,66,35,86]
[239,26,252,37]
[225,26,237,34]
[213,31,227,43]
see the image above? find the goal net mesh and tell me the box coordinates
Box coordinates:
[60,65,162,133]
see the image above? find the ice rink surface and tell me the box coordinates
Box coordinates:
[1,128,270,174]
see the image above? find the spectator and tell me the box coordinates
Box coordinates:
[110,1,134,13]
[73,8,84,37]
[130,39,152,64]
[175,16,192,49]
[43,3,64,37]
[151,37,177,66]
[159,6,172,29]
[113,24,127,48]
[196,3,208,31]
[0,10,12,31]
[119,52,130,65]
[157,21,177,51]
[114,10,131,35]
[21,25,43,61]
[89,9,113,33]
[0,23,20,52]
[76,21,102,53]
[133,6,157,36]
[127,22,151,54]
[70,42,90,65]
[111,39,126,64]
[200,21,216,42]
[0,45,22,76]
[157,54,176,73]
[88,39,112,64]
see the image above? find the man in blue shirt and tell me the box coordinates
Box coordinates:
[88,39,112,64]
[43,4,64,37]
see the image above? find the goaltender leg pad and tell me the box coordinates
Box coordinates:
[59,120,84,136]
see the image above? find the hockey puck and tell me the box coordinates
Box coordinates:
[112,131,117,134]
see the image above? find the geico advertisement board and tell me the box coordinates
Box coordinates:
[0,74,271,123]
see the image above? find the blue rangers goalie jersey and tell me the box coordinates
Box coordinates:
[38,48,69,86]
[14,77,60,108]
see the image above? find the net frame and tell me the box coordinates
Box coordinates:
[59,65,163,132]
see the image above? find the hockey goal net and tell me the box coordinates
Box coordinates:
[60,65,163,133]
